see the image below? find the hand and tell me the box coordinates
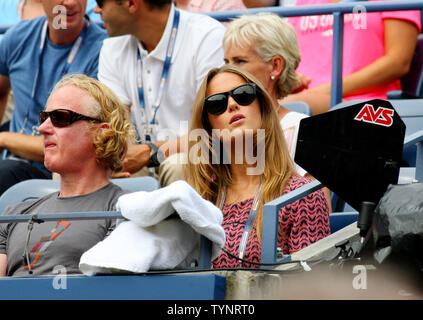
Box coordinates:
[111,171,131,179]
[291,72,311,94]
[119,143,151,174]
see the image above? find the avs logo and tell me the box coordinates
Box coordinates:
[354,104,394,127]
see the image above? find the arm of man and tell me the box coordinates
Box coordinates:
[0,132,44,162]
[308,19,419,97]
[0,254,7,277]
[0,75,11,123]
[281,19,419,114]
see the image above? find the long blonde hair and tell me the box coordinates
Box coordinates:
[184,65,294,241]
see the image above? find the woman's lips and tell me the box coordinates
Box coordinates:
[229,114,245,125]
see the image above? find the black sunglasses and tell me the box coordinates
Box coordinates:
[95,0,105,8]
[204,83,258,116]
[39,109,101,128]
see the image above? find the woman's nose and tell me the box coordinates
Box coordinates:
[227,95,239,112]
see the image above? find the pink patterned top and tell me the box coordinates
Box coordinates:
[212,175,330,269]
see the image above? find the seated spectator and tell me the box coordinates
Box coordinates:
[0,0,102,131]
[281,0,421,114]
[0,0,107,196]
[184,65,330,268]
[0,74,133,277]
[223,12,332,211]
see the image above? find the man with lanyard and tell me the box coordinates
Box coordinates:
[0,0,107,196]
[94,0,225,185]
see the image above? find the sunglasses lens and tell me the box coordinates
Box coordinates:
[51,110,72,127]
[39,111,47,125]
[232,84,256,106]
[205,94,228,115]
[40,110,72,127]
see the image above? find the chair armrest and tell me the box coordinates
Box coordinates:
[261,180,324,267]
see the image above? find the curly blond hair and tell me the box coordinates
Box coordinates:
[52,74,135,172]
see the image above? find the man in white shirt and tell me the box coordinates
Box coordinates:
[95,0,225,184]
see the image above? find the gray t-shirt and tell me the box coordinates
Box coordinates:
[0,183,128,277]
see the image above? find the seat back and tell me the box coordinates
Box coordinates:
[0,176,160,215]
[281,101,313,116]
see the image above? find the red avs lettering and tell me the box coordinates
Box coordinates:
[354,104,394,127]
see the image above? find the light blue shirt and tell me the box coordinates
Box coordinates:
[0,16,107,166]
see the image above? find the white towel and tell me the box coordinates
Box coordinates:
[79,180,225,275]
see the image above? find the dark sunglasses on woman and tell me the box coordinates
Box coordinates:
[204,83,258,116]
[39,109,101,128]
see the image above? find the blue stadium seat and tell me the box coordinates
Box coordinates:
[281,101,313,116]
[0,176,160,215]
[329,212,358,234]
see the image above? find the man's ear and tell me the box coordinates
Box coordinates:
[270,55,284,80]
[127,0,141,13]
[99,122,110,130]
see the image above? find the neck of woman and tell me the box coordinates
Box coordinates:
[272,94,290,121]
[225,163,261,204]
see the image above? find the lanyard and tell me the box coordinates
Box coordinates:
[220,180,262,265]
[31,18,88,98]
[135,9,180,141]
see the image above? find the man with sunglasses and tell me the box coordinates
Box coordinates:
[0,74,133,277]
[0,0,107,196]
[94,0,225,184]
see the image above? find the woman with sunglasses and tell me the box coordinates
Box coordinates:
[223,12,332,211]
[0,74,133,277]
[185,65,330,268]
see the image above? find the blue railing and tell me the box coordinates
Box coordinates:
[1,0,423,271]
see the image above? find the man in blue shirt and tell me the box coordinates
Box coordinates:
[0,0,107,195]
